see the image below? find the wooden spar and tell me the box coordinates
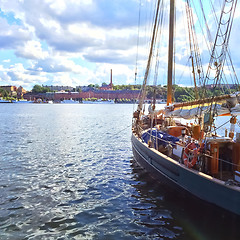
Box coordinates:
[167,0,175,106]
[171,94,231,109]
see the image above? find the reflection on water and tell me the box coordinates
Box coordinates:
[131,159,240,240]
[0,104,240,239]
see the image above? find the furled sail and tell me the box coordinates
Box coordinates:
[165,93,240,119]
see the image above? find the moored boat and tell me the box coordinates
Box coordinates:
[15,99,34,103]
[61,98,79,104]
[132,0,240,215]
[82,99,115,104]
[0,98,11,103]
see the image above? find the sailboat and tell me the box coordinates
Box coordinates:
[132,0,240,215]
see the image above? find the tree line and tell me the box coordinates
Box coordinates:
[29,84,238,102]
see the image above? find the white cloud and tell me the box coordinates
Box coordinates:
[0,63,48,89]
[0,0,240,90]
[16,40,49,60]
[0,18,31,49]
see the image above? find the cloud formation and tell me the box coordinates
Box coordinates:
[0,0,239,90]
[0,0,144,89]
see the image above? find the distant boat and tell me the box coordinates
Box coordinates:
[15,100,34,103]
[0,99,11,103]
[156,99,167,104]
[61,98,79,104]
[82,99,114,104]
[132,0,240,216]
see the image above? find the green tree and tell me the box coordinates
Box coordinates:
[0,88,9,98]
[177,95,193,102]
[32,85,42,93]
[32,85,50,93]
[173,85,195,102]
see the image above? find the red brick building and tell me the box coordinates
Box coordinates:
[54,89,140,101]
[23,89,140,101]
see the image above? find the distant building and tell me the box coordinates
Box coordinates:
[17,86,27,98]
[0,85,17,92]
[43,85,74,92]
[76,86,94,92]
[23,70,141,101]
[205,84,237,89]
[0,85,17,96]
[0,85,27,98]
[78,89,140,100]
[23,89,140,102]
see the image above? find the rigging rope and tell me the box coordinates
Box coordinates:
[137,0,162,112]
[134,0,142,85]
[205,0,237,90]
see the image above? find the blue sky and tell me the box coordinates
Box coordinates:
[0,0,239,90]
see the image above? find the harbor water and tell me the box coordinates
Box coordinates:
[0,104,240,240]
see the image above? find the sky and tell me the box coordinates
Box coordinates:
[0,0,239,91]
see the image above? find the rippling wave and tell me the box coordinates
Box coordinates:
[0,104,239,239]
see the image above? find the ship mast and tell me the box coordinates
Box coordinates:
[167,0,175,106]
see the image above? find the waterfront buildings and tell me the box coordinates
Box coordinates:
[23,88,140,102]
[0,85,27,98]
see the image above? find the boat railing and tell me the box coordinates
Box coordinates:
[137,126,240,182]
[200,151,240,183]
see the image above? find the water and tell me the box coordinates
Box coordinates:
[0,104,240,240]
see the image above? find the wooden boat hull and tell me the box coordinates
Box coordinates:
[131,133,240,215]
